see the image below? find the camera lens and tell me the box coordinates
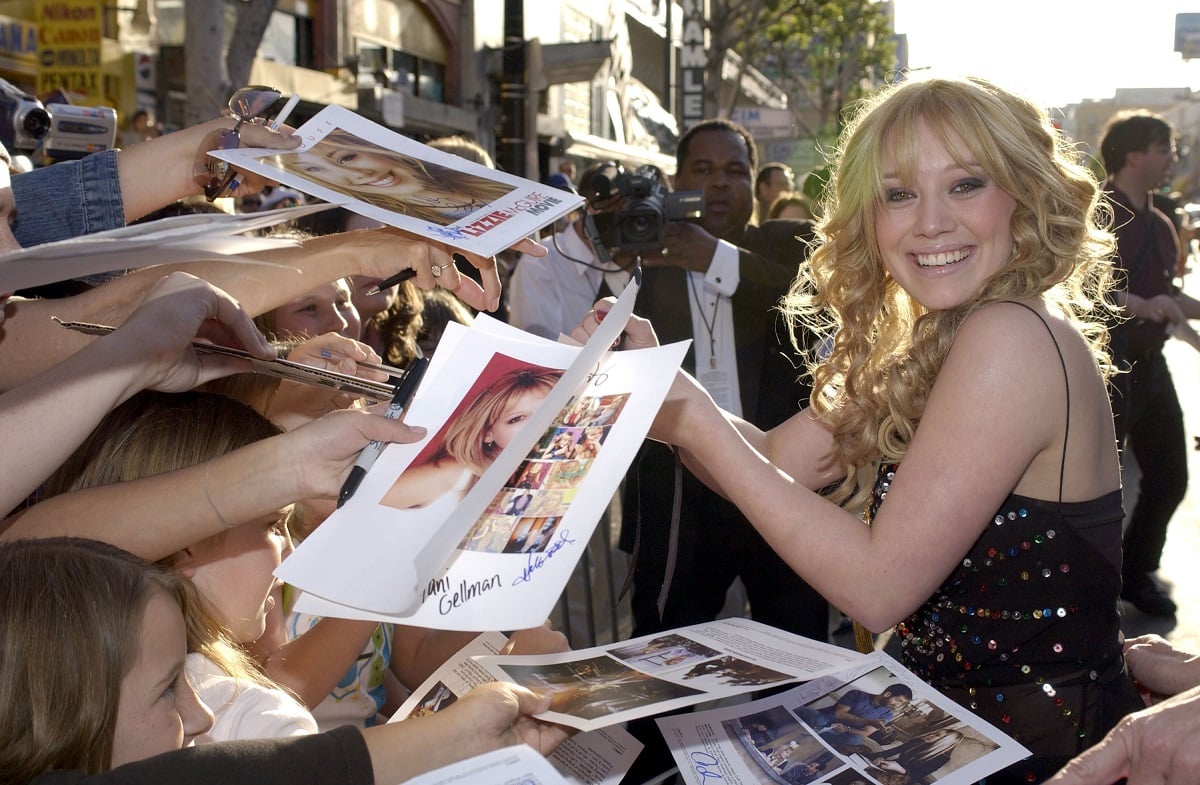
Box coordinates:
[21,107,51,139]
[624,208,659,245]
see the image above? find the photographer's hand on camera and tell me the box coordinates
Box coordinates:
[644,220,719,273]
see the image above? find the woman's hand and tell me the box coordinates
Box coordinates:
[316,229,545,314]
[285,331,388,380]
[222,120,303,199]
[189,118,302,201]
[258,333,392,432]
[110,272,275,394]
[280,407,427,501]
[569,296,661,350]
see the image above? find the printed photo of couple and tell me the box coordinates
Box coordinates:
[724,706,848,785]
[787,668,999,785]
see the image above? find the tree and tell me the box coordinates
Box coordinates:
[758,0,896,137]
[692,0,895,135]
[184,0,278,125]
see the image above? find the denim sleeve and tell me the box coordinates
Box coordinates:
[10,149,126,247]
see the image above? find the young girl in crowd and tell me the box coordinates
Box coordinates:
[254,276,362,342]
[41,391,318,741]
[274,131,515,226]
[40,388,567,734]
[576,74,1143,782]
[380,366,561,511]
[0,537,567,784]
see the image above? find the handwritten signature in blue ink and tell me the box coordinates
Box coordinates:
[513,530,576,585]
[690,751,723,784]
[425,225,467,240]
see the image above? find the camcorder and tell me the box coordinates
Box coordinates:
[0,78,117,161]
[589,163,704,254]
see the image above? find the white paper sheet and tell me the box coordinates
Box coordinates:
[471,619,862,734]
[0,203,329,292]
[211,105,585,257]
[276,281,685,631]
[398,745,569,785]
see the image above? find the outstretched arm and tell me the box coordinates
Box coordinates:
[580,301,1099,631]
[0,272,273,513]
[0,230,542,391]
[117,117,301,222]
[1,406,426,559]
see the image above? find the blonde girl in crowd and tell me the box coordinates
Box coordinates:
[40,391,318,741]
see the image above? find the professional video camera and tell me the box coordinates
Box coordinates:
[589,163,704,254]
[0,78,117,161]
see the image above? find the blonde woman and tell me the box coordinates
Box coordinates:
[577,75,1142,782]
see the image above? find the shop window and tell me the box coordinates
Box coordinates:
[354,39,445,103]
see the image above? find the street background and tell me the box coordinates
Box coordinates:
[1122,268,1200,651]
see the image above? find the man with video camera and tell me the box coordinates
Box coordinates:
[613,118,828,782]
[622,117,827,642]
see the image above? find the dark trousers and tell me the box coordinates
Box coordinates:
[621,451,829,640]
[1120,351,1189,578]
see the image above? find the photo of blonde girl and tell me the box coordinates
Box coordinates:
[273,129,516,225]
[380,360,561,512]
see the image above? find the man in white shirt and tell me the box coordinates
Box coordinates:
[617,120,827,783]
[508,165,632,339]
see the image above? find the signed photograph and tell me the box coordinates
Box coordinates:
[210,104,583,255]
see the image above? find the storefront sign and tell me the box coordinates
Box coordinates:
[0,15,38,69]
[679,0,706,129]
[36,0,102,102]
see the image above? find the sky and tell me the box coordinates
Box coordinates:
[892,0,1200,108]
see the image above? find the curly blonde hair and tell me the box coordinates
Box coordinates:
[782,75,1118,510]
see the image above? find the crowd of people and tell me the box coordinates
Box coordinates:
[1,70,1199,785]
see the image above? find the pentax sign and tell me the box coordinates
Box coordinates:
[36,0,102,103]
[679,0,706,130]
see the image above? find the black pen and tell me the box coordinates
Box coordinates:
[336,356,431,508]
[365,254,468,295]
[364,268,417,296]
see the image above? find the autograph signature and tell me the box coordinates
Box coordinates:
[513,530,577,585]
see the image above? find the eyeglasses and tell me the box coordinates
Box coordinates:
[194,85,283,201]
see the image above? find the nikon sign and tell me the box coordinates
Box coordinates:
[36,0,102,104]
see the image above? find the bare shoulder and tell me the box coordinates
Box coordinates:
[948,300,1090,381]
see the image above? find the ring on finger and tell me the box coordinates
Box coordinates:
[432,262,448,278]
